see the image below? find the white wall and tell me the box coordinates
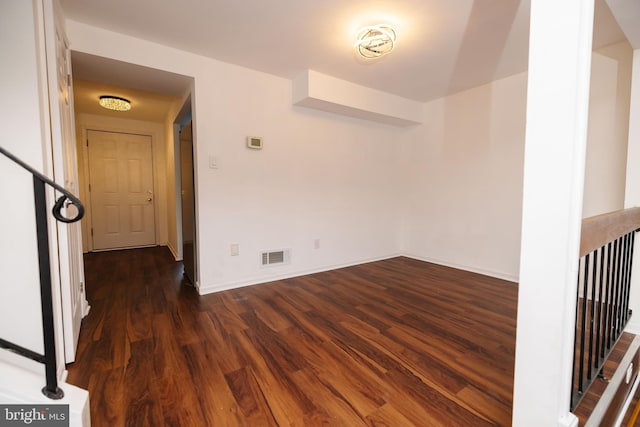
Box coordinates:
[66,19,632,292]
[400,72,528,281]
[67,21,406,293]
[399,42,633,282]
[625,49,640,334]
[513,0,595,423]
[583,43,633,217]
[0,0,50,361]
[74,113,169,251]
[194,67,405,292]
[625,49,640,208]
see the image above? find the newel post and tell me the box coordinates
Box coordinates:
[513,0,595,425]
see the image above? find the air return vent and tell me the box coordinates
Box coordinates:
[261,249,290,267]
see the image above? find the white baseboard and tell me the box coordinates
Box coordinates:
[0,360,90,426]
[166,241,181,261]
[625,319,640,335]
[198,253,402,295]
[198,252,519,295]
[400,253,519,283]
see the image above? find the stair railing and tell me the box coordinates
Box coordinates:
[571,207,640,410]
[0,146,84,399]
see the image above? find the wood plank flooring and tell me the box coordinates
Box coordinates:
[66,247,518,426]
[573,332,636,425]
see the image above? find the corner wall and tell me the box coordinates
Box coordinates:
[400,72,528,281]
[400,42,633,282]
[583,43,633,217]
[194,66,405,292]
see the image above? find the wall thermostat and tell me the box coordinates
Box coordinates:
[247,136,263,149]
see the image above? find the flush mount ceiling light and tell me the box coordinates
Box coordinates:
[99,95,131,111]
[355,24,397,59]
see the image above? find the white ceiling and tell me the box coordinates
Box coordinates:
[61,0,628,103]
[72,79,181,122]
[71,52,191,121]
[71,52,191,98]
[605,0,640,48]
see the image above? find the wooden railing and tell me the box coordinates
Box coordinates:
[571,208,640,410]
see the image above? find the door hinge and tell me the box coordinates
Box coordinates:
[88,184,91,192]
[67,74,71,88]
[91,228,93,236]
[80,282,84,293]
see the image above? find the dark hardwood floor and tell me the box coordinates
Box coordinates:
[573,332,635,425]
[66,247,518,426]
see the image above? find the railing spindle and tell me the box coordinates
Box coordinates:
[0,146,84,400]
[595,247,605,367]
[571,209,640,411]
[587,248,598,380]
[578,254,590,394]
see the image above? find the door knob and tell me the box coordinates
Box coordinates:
[147,197,153,202]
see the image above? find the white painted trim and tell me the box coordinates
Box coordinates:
[77,126,92,251]
[0,360,90,426]
[33,0,68,383]
[513,0,595,425]
[198,252,520,296]
[0,348,43,377]
[172,122,183,261]
[624,50,640,363]
[585,335,640,427]
[166,241,181,261]
[198,254,402,295]
[614,374,640,427]
[292,70,424,126]
[80,126,159,251]
[81,300,90,318]
[401,253,519,283]
[558,413,579,427]
[625,320,640,335]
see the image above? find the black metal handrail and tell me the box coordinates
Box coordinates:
[0,146,84,399]
[571,213,638,410]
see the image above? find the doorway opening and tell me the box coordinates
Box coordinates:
[71,52,194,255]
[68,52,197,365]
[174,98,198,287]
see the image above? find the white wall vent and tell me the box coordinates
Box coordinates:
[261,249,290,267]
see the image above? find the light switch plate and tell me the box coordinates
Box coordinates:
[209,155,218,169]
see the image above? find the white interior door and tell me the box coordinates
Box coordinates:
[44,0,88,363]
[87,131,156,250]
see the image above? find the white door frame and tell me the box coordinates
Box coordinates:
[42,0,89,365]
[173,96,201,289]
[78,126,160,252]
[86,130,156,250]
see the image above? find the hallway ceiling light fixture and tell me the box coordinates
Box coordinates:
[99,95,131,111]
[355,24,397,59]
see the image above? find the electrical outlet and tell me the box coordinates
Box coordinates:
[230,243,239,256]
